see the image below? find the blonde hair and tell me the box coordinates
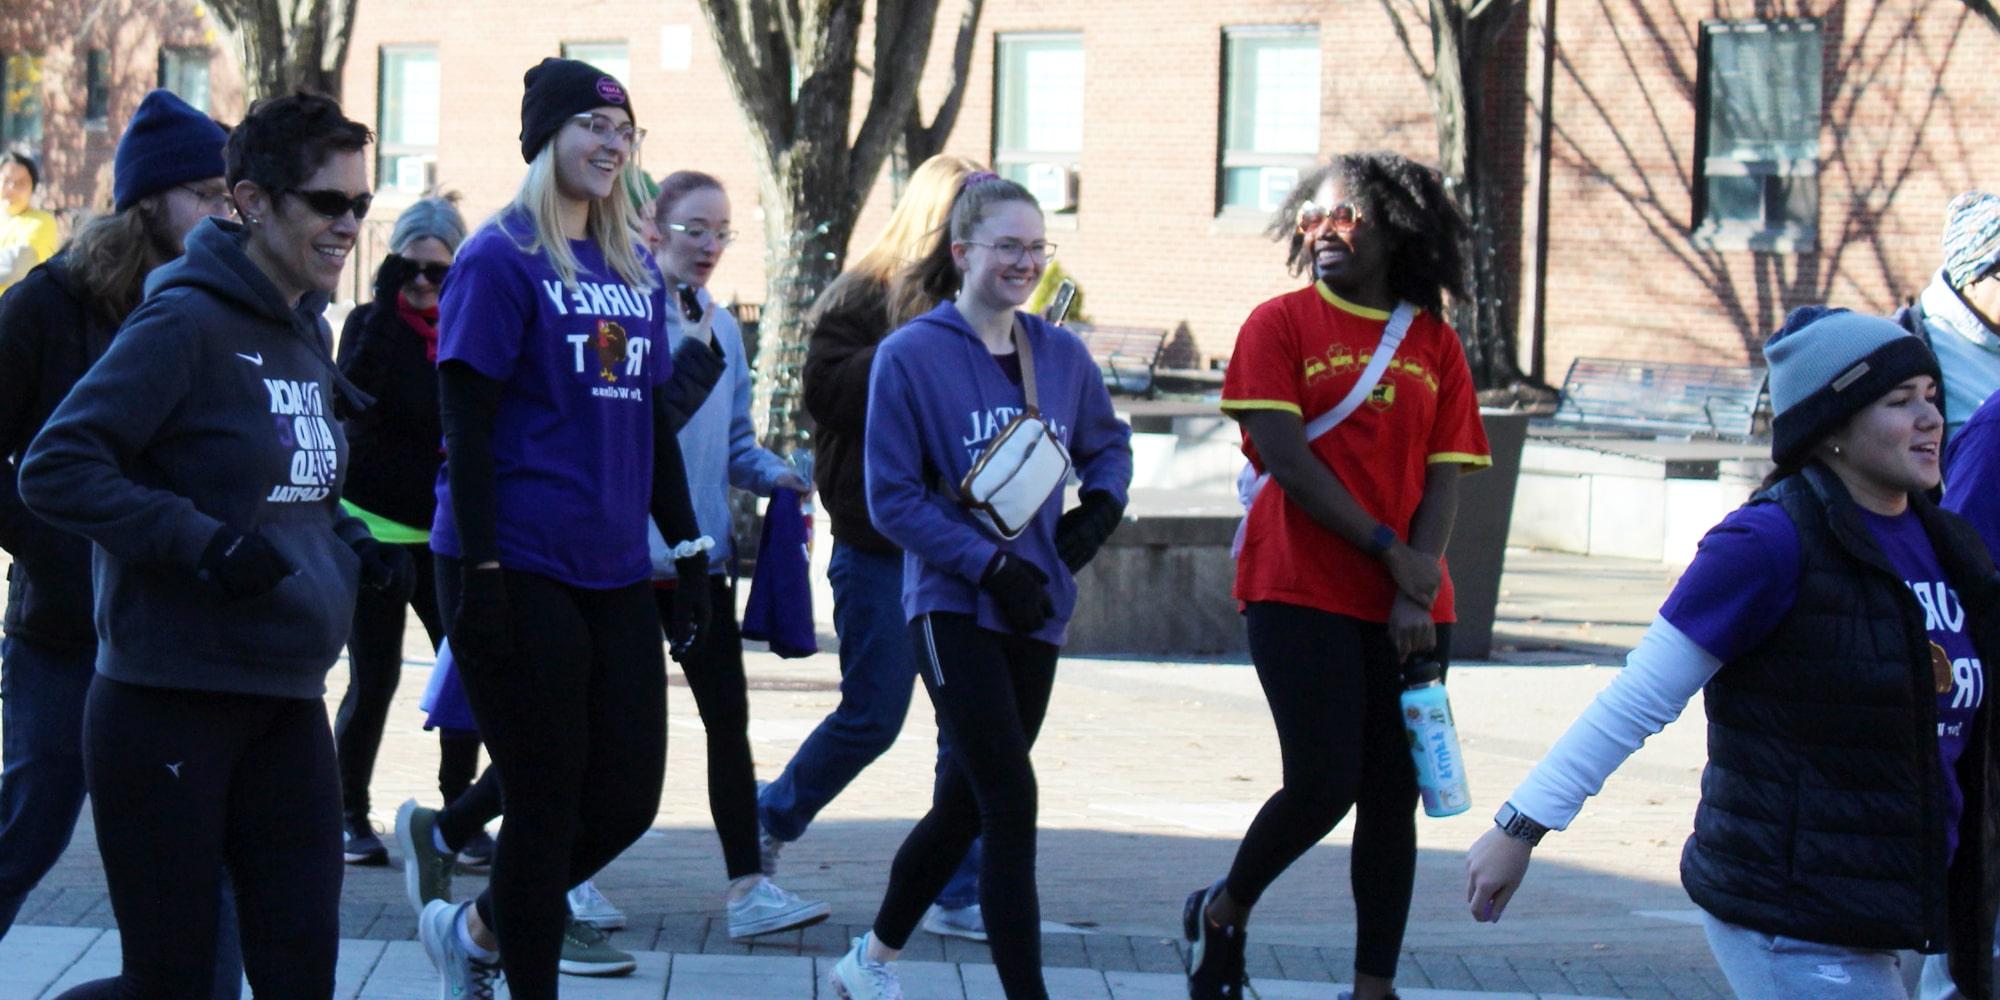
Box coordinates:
[849,154,984,290]
[503,143,654,291]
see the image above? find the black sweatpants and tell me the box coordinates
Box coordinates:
[873,612,1059,1000]
[334,544,481,822]
[1224,601,1452,980]
[655,574,761,880]
[437,557,667,1000]
[57,676,342,999]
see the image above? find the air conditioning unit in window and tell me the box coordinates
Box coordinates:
[1024,162,1079,212]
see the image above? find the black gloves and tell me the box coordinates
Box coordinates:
[981,553,1053,634]
[1056,490,1125,572]
[452,565,512,667]
[197,526,293,599]
[667,552,713,660]
[352,536,416,601]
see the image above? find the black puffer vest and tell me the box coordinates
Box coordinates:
[1680,465,2000,998]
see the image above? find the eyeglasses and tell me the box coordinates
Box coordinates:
[1296,200,1363,236]
[389,253,450,285]
[176,184,234,214]
[570,113,646,149]
[282,188,373,221]
[960,240,1058,265]
[665,222,736,247]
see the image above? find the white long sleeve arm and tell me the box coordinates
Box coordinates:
[1506,616,1722,831]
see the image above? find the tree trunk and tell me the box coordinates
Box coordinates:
[209,0,356,102]
[892,0,984,195]
[748,148,862,454]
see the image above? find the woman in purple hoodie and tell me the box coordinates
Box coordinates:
[828,177,1133,1000]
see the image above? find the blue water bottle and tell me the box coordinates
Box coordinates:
[1401,655,1471,817]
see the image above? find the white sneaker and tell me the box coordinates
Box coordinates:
[417,899,503,1000]
[828,933,903,1000]
[921,902,988,942]
[566,879,626,930]
[727,875,831,938]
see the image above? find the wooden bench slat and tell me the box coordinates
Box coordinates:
[1073,324,1170,397]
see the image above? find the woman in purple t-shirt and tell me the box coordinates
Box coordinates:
[403,58,713,1000]
[1465,307,2000,1000]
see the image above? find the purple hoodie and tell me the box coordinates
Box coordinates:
[864,302,1133,646]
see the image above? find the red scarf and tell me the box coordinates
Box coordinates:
[396,293,440,363]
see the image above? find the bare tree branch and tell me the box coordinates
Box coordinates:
[850,0,941,204]
[1376,0,1433,83]
[1965,0,2000,33]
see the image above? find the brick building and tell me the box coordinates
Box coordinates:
[326,0,2000,378]
[1,0,245,221]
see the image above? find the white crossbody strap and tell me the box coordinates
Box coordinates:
[1232,301,1417,557]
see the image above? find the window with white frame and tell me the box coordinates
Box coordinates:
[994,33,1083,213]
[1219,25,1320,215]
[1696,19,1821,248]
[379,46,440,193]
[563,41,630,89]
[158,48,211,114]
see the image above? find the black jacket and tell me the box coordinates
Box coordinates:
[0,254,119,653]
[801,273,896,554]
[1681,465,2000,998]
[336,298,444,530]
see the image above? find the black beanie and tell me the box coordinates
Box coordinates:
[519,57,635,163]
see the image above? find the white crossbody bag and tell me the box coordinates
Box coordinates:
[1231,301,1416,557]
[957,319,1072,540]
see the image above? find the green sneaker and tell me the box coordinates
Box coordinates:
[559,917,636,977]
[395,798,455,915]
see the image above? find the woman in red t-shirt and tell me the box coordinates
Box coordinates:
[1186,152,1491,1000]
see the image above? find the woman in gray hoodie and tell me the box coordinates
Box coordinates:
[19,92,411,999]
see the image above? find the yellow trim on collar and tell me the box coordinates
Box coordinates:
[1316,282,1394,321]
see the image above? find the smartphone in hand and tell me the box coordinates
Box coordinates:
[1043,279,1077,326]
[677,284,704,324]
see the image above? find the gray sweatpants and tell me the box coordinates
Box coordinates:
[1702,912,1907,1000]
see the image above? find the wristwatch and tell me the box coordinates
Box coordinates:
[1364,522,1398,557]
[1494,802,1549,846]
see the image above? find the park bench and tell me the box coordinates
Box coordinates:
[1551,357,1768,440]
[1074,324,1170,397]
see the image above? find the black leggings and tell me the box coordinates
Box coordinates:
[873,612,1058,1000]
[333,545,481,821]
[437,557,666,1000]
[1224,602,1452,981]
[655,575,761,880]
[58,676,342,999]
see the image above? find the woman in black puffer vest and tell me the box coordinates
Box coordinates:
[1466,306,2000,1000]
[332,196,494,868]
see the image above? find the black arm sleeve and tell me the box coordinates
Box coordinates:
[438,361,504,565]
[657,336,726,434]
[650,392,703,546]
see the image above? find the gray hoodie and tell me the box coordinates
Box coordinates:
[20,218,369,698]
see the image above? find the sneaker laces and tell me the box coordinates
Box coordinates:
[565,918,611,948]
[466,955,503,999]
[848,941,902,998]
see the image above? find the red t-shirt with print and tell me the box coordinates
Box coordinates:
[1221,282,1491,623]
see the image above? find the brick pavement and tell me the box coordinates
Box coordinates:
[2,548,1764,998]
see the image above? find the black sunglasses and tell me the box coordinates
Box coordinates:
[388,254,450,285]
[282,188,373,221]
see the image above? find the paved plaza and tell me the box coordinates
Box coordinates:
[0,547,1771,999]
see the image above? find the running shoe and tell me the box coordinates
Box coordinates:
[566,879,626,930]
[343,818,389,866]
[417,899,503,1000]
[456,830,495,873]
[1184,879,1249,1000]
[728,876,831,938]
[558,917,636,977]
[396,799,455,915]
[828,933,903,1000]
[921,902,987,942]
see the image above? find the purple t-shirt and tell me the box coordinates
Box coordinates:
[1662,501,1984,860]
[430,211,672,588]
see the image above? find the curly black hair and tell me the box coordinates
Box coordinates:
[225,91,373,194]
[1268,151,1469,316]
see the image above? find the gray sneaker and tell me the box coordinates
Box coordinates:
[418,899,503,1000]
[727,875,831,938]
[396,799,455,916]
[559,917,636,977]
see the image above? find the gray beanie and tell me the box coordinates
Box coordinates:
[1764,305,1940,466]
[389,196,467,254]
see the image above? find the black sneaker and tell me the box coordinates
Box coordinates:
[458,830,496,873]
[1183,880,1248,999]
[343,820,389,866]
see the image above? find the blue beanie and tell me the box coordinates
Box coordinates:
[114,90,228,211]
